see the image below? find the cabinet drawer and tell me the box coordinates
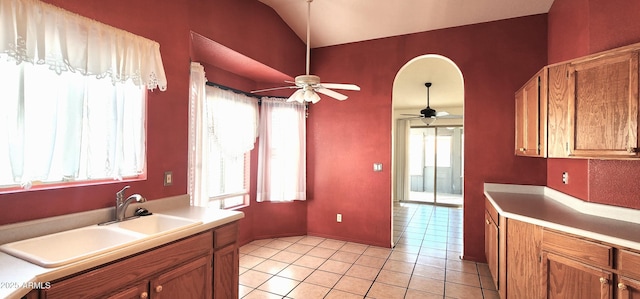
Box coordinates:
[214,221,238,249]
[485,197,499,226]
[618,249,640,280]
[542,229,613,268]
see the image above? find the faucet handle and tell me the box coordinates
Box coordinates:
[117,186,130,199]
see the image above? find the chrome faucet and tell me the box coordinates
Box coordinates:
[115,186,146,221]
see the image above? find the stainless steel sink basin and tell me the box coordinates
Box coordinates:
[0,214,202,268]
[0,226,146,268]
[109,214,201,236]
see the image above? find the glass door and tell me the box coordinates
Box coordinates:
[408,126,463,206]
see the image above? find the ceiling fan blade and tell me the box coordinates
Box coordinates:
[436,111,450,117]
[320,83,361,91]
[316,87,348,100]
[251,86,297,93]
[400,113,423,117]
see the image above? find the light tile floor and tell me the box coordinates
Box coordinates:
[239,202,498,298]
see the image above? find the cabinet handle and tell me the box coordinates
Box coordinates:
[619,283,627,290]
[140,292,148,299]
[486,218,490,225]
[599,277,609,285]
[155,285,163,293]
[519,147,526,152]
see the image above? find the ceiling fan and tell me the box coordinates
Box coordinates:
[250,0,360,103]
[401,82,462,125]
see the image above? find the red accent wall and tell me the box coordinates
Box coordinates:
[547,0,640,208]
[308,15,548,257]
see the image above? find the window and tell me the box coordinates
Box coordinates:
[0,60,147,190]
[256,98,306,202]
[188,63,258,209]
[0,0,166,191]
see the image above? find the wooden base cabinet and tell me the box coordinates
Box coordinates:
[542,252,613,299]
[42,231,214,299]
[618,276,640,299]
[213,222,239,299]
[618,249,640,299]
[505,219,543,299]
[32,221,240,299]
[542,229,615,299]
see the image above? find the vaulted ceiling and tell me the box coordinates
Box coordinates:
[257,0,554,111]
[258,0,554,48]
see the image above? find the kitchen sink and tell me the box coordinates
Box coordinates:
[0,214,202,268]
[0,226,145,268]
[108,214,201,236]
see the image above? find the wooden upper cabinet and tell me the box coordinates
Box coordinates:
[567,50,640,158]
[515,68,548,157]
[547,63,571,157]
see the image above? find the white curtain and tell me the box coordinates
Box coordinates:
[188,62,208,207]
[206,87,259,158]
[187,64,259,207]
[257,98,306,202]
[0,60,146,188]
[0,0,167,90]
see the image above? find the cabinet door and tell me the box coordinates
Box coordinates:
[213,243,239,299]
[485,210,499,290]
[515,68,547,157]
[618,276,640,299]
[547,63,571,157]
[568,51,639,157]
[506,219,543,299]
[543,252,613,299]
[151,255,212,299]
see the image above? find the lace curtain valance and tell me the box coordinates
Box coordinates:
[0,0,167,91]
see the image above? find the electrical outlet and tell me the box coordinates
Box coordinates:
[164,171,173,186]
[562,172,568,184]
[373,163,383,172]
[337,214,342,223]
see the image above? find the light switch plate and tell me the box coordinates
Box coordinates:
[373,163,383,172]
[164,171,173,186]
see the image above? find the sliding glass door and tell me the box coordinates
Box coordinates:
[408,126,463,206]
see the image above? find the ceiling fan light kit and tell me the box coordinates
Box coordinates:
[251,0,360,103]
[400,82,462,125]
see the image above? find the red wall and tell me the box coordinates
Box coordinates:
[547,0,640,208]
[0,0,310,245]
[307,15,548,258]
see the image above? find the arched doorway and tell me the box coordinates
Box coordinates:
[390,54,464,246]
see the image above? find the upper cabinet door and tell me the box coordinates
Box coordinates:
[515,68,547,157]
[547,63,571,158]
[568,51,639,158]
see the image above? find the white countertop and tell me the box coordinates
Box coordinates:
[0,195,244,299]
[484,183,640,251]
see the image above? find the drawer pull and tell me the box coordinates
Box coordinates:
[140,292,148,299]
[486,218,490,225]
[599,277,609,285]
[619,283,627,290]
[156,285,163,293]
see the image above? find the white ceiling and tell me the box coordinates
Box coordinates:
[258,0,554,111]
[258,0,554,48]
